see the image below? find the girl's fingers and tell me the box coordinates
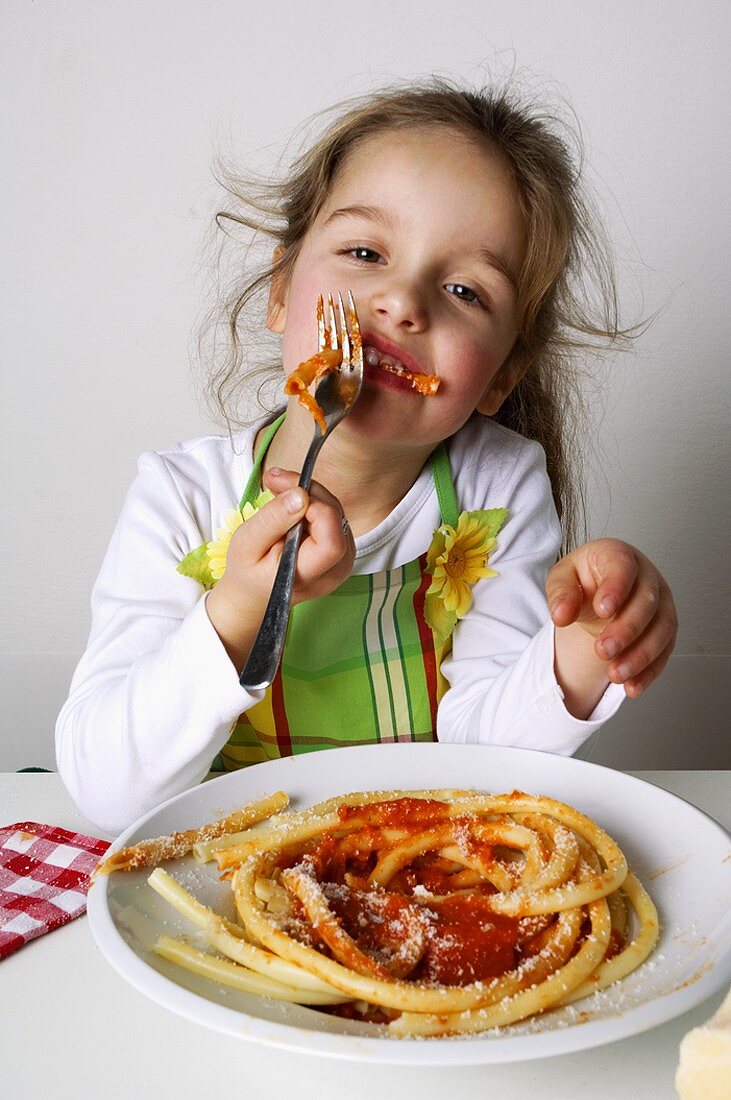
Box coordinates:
[263,467,300,493]
[262,467,352,593]
[595,573,666,661]
[602,587,678,680]
[263,467,343,512]
[230,487,308,560]
[546,559,584,626]
[621,639,676,698]
[296,497,352,587]
[547,540,640,627]
[588,540,640,620]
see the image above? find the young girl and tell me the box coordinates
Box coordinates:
[55,81,677,835]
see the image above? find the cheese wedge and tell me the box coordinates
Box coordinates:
[675,985,731,1099]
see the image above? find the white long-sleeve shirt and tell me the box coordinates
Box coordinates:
[55,415,623,833]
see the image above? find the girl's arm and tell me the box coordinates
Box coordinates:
[55,449,257,834]
[436,434,630,754]
[56,446,352,836]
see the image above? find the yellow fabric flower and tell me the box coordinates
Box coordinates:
[178,490,275,586]
[424,508,507,646]
[207,509,245,582]
[206,491,275,582]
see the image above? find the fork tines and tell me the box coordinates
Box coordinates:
[337,293,350,362]
[317,291,361,369]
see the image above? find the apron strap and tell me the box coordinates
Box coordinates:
[238,412,286,510]
[430,442,460,528]
[239,415,459,527]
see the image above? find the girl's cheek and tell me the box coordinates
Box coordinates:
[281,281,322,368]
[281,262,355,369]
[450,341,501,397]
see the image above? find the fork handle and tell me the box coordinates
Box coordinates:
[238,433,325,690]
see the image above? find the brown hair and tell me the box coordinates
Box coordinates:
[199,78,636,551]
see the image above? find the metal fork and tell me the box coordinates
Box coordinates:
[239,291,363,691]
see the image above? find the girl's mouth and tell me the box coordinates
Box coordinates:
[363,345,440,396]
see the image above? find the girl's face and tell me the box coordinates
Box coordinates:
[270,125,527,448]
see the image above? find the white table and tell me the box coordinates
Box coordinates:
[1,771,728,1100]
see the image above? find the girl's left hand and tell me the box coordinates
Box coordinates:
[546,539,678,697]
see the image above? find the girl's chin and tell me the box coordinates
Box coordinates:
[342,392,435,445]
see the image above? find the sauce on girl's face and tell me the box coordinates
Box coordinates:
[272,125,528,450]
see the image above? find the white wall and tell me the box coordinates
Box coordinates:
[2,0,729,770]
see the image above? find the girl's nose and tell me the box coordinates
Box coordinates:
[370,276,428,332]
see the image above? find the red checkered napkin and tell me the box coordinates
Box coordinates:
[0,822,110,960]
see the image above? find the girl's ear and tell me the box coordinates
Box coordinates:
[476,353,530,416]
[266,245,288,333]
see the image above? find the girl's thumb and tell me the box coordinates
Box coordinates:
[240,489,308,557]
[281,489,307,515]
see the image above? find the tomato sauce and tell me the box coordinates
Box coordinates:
[284,800,525,987]
[318,879,519,985]
[283,347,343,432]
[418,893,519,984]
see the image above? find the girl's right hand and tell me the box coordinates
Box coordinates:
[205,468,354,671]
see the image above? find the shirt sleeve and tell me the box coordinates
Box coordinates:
[54,451,261,835]
[436,438,625,755]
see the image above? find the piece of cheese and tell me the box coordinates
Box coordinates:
[675,985,731,1099]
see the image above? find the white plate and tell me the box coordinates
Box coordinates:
[86,744,731,1065]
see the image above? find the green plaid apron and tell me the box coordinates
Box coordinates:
[215,416,458,771]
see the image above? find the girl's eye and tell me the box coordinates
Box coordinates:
[339,246,383,264]
[445,283,481,306]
